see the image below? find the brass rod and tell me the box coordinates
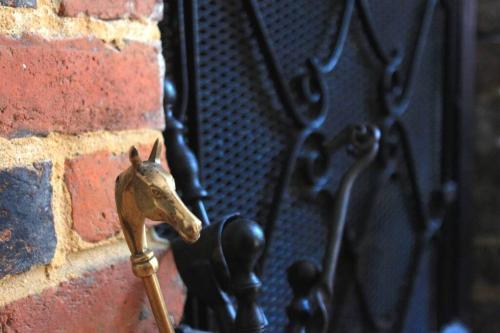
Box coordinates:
[130,250,175,333]
[142,272,175,333]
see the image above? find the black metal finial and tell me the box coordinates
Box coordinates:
[285,260,320,333]
[222,218,268,333]
[163,79,209,226]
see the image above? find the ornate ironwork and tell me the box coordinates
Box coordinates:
[242,0,434,254]
[159,0,474,331]
[286,124,381,333]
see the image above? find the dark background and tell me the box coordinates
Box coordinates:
[472,0,500,331]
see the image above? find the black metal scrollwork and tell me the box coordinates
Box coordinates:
[244,0,435,252]
[161,0,465,331]
[286,125,381,333]
[241,0,445,331]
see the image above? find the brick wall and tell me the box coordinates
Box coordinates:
[0,1,186,331]
[473,0,500,331]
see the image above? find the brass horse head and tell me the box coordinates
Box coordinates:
[115,139,202,254]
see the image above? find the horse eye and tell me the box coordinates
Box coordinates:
[151,187,163,198]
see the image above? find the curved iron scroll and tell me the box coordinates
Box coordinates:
[285,125,380,333]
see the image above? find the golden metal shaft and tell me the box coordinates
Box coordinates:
[142,274,175,333]
[131,250,175,333]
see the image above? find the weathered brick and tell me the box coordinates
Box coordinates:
[65,145,168,243]
[0,0,36,8]
[0,162,56,279]
[0,35,164,138]
[0,250,186,332]
[59,0,163,20]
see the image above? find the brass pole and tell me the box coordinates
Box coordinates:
[131,250,175,333]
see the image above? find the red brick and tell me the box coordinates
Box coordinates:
[59,0,163,20]
[65,145,168,243]
[0,250,186,332]
[0,35,164,138]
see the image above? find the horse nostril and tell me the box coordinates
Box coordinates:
[187,222,201,235]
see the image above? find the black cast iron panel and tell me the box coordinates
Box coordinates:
[160,0,466,331]
[183,1,446,331]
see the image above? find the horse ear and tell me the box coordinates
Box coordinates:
[148,138,162,164]
[129,146,142,169]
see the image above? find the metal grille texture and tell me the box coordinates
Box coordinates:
[163,0,447,331]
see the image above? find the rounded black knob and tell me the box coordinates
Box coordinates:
[222,218,265,285]
[287,260,320,296]
[285,260,320,332]
[222,217,267,333]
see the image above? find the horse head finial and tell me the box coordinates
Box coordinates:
[115,139,202,254]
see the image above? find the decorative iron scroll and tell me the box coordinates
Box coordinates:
[242,0,437,253]
[240,1,443,330]
[285,124,381,333]
[160,0,470,332]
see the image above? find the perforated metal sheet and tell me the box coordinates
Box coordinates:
[164,0,446,331]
